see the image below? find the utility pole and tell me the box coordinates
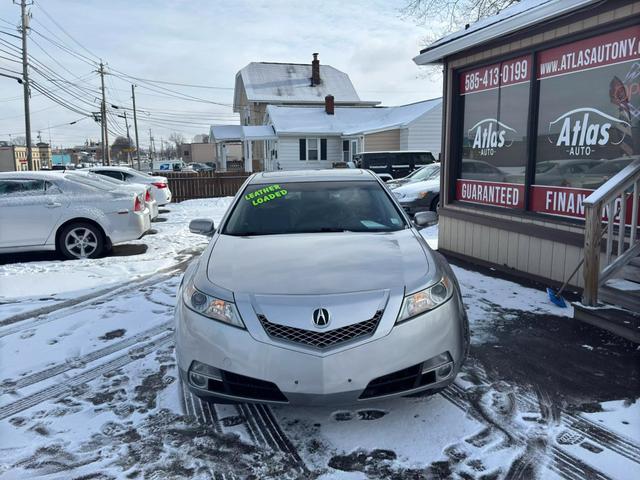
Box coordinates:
[17,0,33,170]
[98,61,110,165]
[131,84,140,170]
[123,111,131,166]
[148,128,154,162]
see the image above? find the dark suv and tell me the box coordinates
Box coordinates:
[353,151,436,179]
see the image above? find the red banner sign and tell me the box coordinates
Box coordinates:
[538,25,640,79]
[456,179,524,209]
[460,55,531,95]
[531,185,639,225]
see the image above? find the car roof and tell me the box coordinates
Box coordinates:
[249,169,378,184]
[0,171,70,181]
[355,150,432,154]
[90,166,137,173]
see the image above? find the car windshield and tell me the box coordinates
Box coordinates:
[587,159,631,175]
[224,181,407,236]
[536,162,556,174]
[65,174,112,191]
[408,164,440,181]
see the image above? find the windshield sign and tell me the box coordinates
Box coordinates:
[225,181,407,236]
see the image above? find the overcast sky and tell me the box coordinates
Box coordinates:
[0,0,441,149]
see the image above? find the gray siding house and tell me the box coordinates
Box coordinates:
[263,98,442,171]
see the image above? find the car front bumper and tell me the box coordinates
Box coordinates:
[175,293,469,406]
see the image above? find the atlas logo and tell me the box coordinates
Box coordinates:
[549,107,630,156]
[469,118,517,156]
[312,308,330,329]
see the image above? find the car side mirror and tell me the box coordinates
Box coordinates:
[189,218,215,236]
[414,211,437,227]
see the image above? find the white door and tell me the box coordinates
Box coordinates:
[0,179,65,248]
[350,140,358,162]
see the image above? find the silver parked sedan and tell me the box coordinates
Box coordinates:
[175,169,469,405]
[0,171,150,259]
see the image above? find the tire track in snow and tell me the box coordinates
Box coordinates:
[180,387,308,475]
[0,321,173,395]
[442,381,614,480]
[468,363,640,465]
[0,332,173,421]
[0,248,199,335]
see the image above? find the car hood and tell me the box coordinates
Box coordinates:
[393,179,440,195]
[206,229,433,295]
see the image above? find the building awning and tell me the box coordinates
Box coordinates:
[413,0,598,65]
[210,125,277,143]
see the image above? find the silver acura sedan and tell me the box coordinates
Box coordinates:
[175,169,469,405]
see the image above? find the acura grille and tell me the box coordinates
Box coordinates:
[257,311,383,350]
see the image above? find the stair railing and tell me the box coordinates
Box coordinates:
[582,158,640,306]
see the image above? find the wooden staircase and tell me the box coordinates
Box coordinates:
[573,159,640,343]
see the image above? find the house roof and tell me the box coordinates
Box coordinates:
[266,98,442,136]
[233,62,379,109]
[210,125,277,143]
[413,0,599,65]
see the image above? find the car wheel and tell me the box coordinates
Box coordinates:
[430,195,440,212]
[58,222,104,260]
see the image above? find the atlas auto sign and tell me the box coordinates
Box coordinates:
[469,119,516,157]
[549,107,630,156]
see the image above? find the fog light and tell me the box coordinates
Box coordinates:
[422,352,452,373]
[436,362,453,379]
[189,371,208,388]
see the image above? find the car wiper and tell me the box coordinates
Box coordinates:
[228,231,270,236]
[297,228,353,233]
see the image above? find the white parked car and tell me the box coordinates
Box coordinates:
[64,170,159,220]
[89,166,172,206]
[0,171,150,259]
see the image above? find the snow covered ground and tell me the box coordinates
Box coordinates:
[0,198,638,479]
[0,198,232,321]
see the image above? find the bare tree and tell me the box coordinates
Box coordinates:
[12,136,26,146]
[402,0,520,33]
[168,132,185,150]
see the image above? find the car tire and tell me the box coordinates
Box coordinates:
[57,222,105,260]
[430,195,440,212]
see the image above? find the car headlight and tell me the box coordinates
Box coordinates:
[402,191,430,201]
[182,280,245,328]
[396,276,453,323]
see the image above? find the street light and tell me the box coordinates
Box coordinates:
[0,72,23,84]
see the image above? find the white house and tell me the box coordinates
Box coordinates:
[262,97,442,171]
[233,54,378,126]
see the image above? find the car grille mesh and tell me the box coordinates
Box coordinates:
[257,311,383,349]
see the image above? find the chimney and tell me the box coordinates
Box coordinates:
[311,52,321,86]
[325,95,334,115]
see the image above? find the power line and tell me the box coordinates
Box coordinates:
[109,74,233,90]
[32,0,100,62]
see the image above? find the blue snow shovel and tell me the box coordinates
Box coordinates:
[547,259,584,308]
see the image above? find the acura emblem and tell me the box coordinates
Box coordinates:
[312,308,330,328]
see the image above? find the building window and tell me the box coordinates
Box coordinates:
[300,138,327,161]
[531,25,640,219]
[453,24,640,222]
[342,140,349,162]
[457,55,531,209]
[308,138,319,160]
[299,139,306,160]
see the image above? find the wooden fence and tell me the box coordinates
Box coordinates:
[163,171,251,202]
